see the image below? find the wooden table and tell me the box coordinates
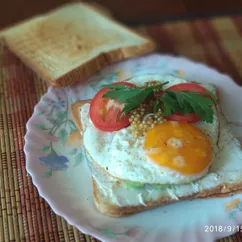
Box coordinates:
[1,0,242,29]
[1,1,242,242]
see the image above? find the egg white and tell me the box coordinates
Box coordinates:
[81,74,221,185]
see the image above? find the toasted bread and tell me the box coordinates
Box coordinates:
[71,72,242,218]
[3,3,155,87]
[71,98,242,217]
[91,161,242,217]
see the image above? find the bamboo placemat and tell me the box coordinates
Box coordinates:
[1,15,242,242]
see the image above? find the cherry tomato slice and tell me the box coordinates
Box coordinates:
[167,83,208,92]
[166,113,202,123]
[89,81,134,132]
[165,83,208,123]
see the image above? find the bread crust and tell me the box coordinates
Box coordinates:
[71,96,242,218]
[5,38,155,88]
[92,178,242,217]
[52,43,155,87]
[3,3,155,88]
[71,100,91,132]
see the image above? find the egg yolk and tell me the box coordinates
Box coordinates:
[144,121,212,175]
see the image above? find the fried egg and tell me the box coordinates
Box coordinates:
[81,74,220,185]
[144,121,213,175]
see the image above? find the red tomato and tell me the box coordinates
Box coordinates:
[89,82,134,132]
[166,113,202,123]
[167,83,208,92]
[165,83,208,123]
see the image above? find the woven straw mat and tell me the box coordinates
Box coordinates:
[1,15,242,242]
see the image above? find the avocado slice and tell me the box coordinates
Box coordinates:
[124,181,145,188]
[123,181,174,189]
[152,184,170,189]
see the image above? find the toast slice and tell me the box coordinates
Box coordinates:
[3,3,155,87]
[91,158,242,217]
[71,89,242,217]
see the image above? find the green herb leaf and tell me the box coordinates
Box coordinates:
[158,92,181,116]
[183,100,193,114]
[103,82,168,114]
[154,98,162,113]
[159,91,215,123]
[101,82,215,123]
[103,88,140,103]
[122,89,152,114]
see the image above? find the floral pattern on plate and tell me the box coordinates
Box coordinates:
[25,54,242,242]
[226,198,242,219]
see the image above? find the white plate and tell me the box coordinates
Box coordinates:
[24,54,242,242]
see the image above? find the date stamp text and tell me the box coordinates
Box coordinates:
[205,225,242,233]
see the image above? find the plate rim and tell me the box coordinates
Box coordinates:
[24,53,242,242]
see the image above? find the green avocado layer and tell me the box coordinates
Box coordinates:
[124,181,145,188]
[123,181,173,189]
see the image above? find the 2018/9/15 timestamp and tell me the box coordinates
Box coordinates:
[205,225,242,233]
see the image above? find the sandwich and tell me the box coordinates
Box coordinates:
[71,74,242,217]
[3,3,155,87]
